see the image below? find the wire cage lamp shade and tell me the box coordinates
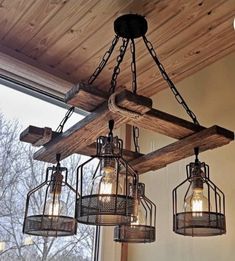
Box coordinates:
[172,148,226,237]
[76,120,138,226]
[23,154,77,237]
[114,182,156,243]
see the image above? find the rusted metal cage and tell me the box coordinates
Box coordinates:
[76,120,138,226]
[114,182,156,243]
[23,155,77,237]
[173,149,226,237]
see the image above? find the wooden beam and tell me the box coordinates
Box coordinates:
[19,125,142,161]
[33,90,152,163]
[130,126,234,174]
[132,108,205,139]
[75,142,143,161]
[0,50,72,96]
[20,125,59,146]
[65,82,108,112]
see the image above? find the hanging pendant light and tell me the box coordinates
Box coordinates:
[172,148,226,236]
[23,154,77,237]
[114,182,156,243]
[76,120,138,226]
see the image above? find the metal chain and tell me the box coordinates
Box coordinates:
[143,36,200,125]
[130,38,140,153]
[130,38,137,94]
[109,38,129,94]
[88,35,119,85]
[133,126,140,153]
[56,106,75,133]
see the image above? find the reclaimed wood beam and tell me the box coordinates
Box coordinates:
[65,82,108,112]
[132,108,205,139]
[33,90,152,163]
[65,83,206,139]
[130,125,234,174]
[76,142,143,161]
[20,125,59,146]
[20,125,142,160]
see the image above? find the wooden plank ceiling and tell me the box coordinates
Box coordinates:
[0,0,234,99]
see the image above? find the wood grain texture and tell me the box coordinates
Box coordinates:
[33,90,151,163]
[64,85,205,139]
[65,82,108,111]
[0,51,72,96]
[130,126,234,174]
[131,108,205,139]
[0,0,234,102]
[20,126,59,147]
[0,0,34,38]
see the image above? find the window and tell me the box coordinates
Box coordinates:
[0,81,96,261]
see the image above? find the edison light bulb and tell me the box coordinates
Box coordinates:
[132,202,145,225]
[43,194,67,217]
[99,168,117,202]
[185,188,208,217]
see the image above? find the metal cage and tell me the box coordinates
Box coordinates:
[172,151,226,237]
[114,182,156,243]
[23,157,77,237]
[76,120,138,226]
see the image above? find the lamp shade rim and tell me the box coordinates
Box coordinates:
[173,212,226,236]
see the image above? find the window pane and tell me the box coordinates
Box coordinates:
[0,84,95,261]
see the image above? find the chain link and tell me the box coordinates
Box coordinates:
[109,38,129,94]
[133,126,140,153]
[130,38,140,152]
[56,106,75,133]
[130,39,137,94]
[88,35,119,85]
[143,36,200,125]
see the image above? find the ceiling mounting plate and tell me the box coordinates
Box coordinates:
[114,14,148,39]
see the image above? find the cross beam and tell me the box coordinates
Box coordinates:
[20,89,234,174]
[32,90,152,163]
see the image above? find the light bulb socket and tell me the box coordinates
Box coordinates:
[137,183,145,197]
[50,170,63,194]
[192,177,203,190]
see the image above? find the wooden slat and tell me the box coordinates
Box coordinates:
[33,90,152,163]
[2,0,65,50]
[38,0,133,66]
[130,126,234,174]
[0,0,34,38]
[21,0,100,59]
[140,15,235,96]
[56,0,161,74]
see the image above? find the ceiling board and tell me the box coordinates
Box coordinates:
[0,0,234,101]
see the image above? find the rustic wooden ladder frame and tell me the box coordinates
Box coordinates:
[20,85,234,175]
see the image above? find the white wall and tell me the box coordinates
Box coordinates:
[128,53,235,261]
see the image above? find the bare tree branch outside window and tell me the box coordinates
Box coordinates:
[0,113,95,261]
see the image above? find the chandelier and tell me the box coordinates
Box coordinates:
[23,154,77,237]
[76,120,138,226]
[20,13,234,247]
[114,182,156,243]
[172,148,226,236]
